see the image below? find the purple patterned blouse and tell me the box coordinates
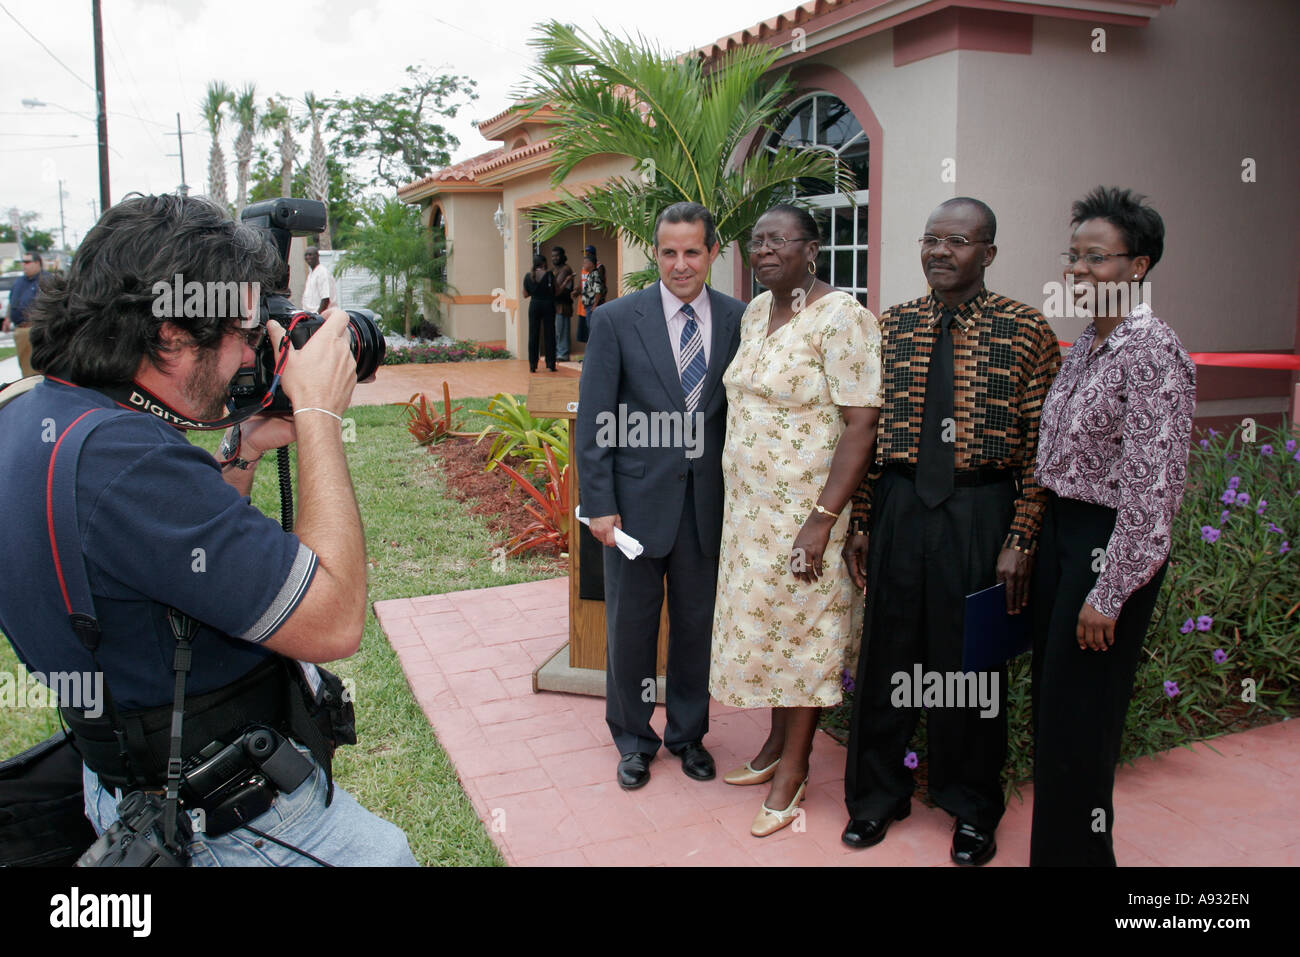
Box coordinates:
[1035,303,1197,619]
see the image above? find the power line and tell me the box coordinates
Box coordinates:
[0,2,96,92]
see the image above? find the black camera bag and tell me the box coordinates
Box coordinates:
[0,731,98,866]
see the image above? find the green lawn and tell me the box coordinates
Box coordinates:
[0,346,15,362]
[0,396,555,866]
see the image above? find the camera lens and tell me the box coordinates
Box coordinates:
[345,309,386,381]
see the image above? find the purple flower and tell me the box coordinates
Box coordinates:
[1227,476,1241,490]
[1199,439,1209,449]
[1257,499,1269,515]
[1179,618,1194,634]
[1236,492,1250,507]
[1201,526,1220,543]
[1287,439,1297,454]
[1294,450,1300,464]
[1282,542,1292,555]
[1220,510,1230,525]
[1221,489,1237,505]
[1267,522,1282,534]
[1209,428,1220,437]
[1225,453,1239,461]
[903,751,918,770]
[1261,444,1274,456]
[1196,615,1214,632]
[1213,649,1227,664]
[1163,680,1180,698]
[841,668,855,693]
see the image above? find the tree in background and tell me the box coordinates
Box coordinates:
[232,83,258,218]
[0,214,54,252]
[327,65,477,192]
[341,198,448,338]
[303,91,332,250]
[200,81,235,208]
[263,95,296,201]
[522,21,845,287]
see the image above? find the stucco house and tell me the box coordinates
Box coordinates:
[399,0,1298,426]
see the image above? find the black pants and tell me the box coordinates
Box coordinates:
[1029,493,1167,866]
[528,302,556,371]
[844,469,1013,832]
[603,475,714,757]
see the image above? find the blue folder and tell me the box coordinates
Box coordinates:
[961,582,1031,672]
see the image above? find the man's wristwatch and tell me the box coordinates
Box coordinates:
[219,425,260,471]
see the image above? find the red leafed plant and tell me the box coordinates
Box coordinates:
[400,381,465,446]
[494,444,571,556]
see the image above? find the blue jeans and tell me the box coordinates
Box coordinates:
[555,311,570,360]
[83,744,417,867]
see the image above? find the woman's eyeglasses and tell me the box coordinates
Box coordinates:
[747,236,812,252]
[1060,251,1135,267]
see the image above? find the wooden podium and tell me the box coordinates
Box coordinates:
[526,376,671,680]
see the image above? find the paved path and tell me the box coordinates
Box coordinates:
[353,360,579,405]
[375,577,1300,867]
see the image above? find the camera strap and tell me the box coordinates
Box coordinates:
[47,407,195,858]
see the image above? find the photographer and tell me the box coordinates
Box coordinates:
[0,194,415,866]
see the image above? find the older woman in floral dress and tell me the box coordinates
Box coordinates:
[709,204,882,837]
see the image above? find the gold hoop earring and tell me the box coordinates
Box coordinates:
[807,261,816,277]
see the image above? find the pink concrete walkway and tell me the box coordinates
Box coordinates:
[374,578,1300,867]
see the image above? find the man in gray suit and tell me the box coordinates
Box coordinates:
[577,202,743,789]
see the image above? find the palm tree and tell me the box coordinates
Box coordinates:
[232,83,258,217]
[341,198,449,338]
[200,81,235,208]
[522,21,846,287]
[303,91,331,250]
[263,95,296,200]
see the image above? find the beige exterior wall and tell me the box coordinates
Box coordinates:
[442,192,507,342]
[800,33,960,310]
[955,2,1299,352]
[498,153,639,356]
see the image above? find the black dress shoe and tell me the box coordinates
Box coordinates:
[617,752,652,790]
[841,800,911,848]
[674,742,716,781]
[951,819,997,866]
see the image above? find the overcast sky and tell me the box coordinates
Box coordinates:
[0,0,766,249]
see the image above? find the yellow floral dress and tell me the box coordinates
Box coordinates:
[709,290,883,708]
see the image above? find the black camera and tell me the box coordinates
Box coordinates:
[233,198,385,414]
[180,724,315,837]
[77,791,192,867]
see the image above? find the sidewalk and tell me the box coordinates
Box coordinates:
[375,577,1300,867]
[352,359,579,405]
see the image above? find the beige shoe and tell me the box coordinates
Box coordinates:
[723,757,780,786]
[750,779,808,838]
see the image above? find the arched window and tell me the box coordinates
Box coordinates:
[757,92,870,306]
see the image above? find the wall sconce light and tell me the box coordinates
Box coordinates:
[492,203,511,242]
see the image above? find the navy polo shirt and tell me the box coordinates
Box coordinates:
[0,379,317,710]
[7,271,42,326]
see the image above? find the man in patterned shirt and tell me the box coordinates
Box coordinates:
[840,197,1061,865]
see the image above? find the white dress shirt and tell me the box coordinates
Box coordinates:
[303,264,340,312]
[659,282,713,371]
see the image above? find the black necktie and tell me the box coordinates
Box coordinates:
[916,308,955,508]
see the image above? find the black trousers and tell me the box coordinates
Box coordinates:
[603,475,714,757]
[844,469,1013,832]
[1029,493,1167,866]
[527,302,556,371]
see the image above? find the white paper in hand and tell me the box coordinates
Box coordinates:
[574,506,644,560]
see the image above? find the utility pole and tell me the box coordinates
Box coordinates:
[168,113,192,197]
[57,180,67,249]
[92,0,110,214]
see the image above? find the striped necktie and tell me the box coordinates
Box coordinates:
[678,303,707,413]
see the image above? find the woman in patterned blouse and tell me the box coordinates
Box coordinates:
[1030,187,1197,866]
[708,204,882,837]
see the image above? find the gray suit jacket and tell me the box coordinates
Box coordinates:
[576,282,743,558]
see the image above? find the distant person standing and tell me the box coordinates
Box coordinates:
[303,245,340,313]
[577,248,606,344]
[2,252,44,377]
[522,253,557,373]
[552,246,575,361]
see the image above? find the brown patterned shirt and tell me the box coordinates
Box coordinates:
[850,288,1062,549]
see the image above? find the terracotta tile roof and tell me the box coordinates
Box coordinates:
[397,147,507,196]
